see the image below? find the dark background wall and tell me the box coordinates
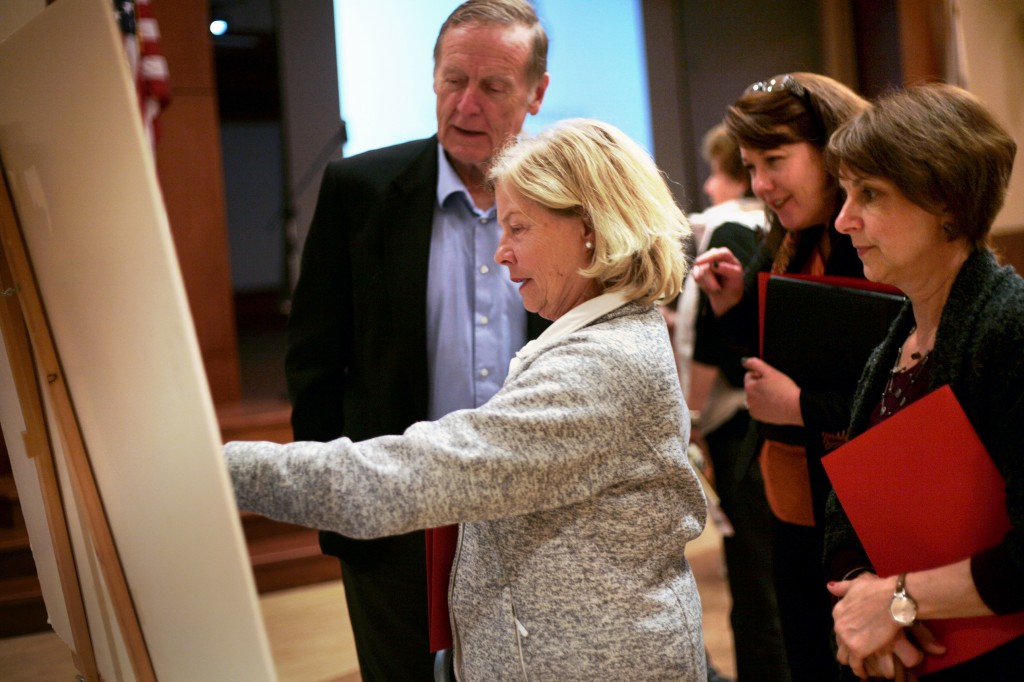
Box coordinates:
[646,0,828,213]
[208,0,902,403]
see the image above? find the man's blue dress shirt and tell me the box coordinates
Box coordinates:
[426,145,527,420]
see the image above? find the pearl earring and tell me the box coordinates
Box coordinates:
[585,241,593,250]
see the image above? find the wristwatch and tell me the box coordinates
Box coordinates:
[889,572,918,627]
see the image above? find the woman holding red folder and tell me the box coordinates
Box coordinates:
[823,84,1022,679]
[692,72,869,682]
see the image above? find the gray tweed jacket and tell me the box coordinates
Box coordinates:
[226,301,708,680]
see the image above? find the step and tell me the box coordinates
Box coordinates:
[241,512,321,541]
[0,533,34,578]
[246,529,340,593]
[0,574,48,638]
[217,399,293,444]
[0,474,18,529]
[0,496,34,579]
[0,473,49,637]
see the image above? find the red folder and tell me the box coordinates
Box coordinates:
[823,385,1024,673]
[426,525,458,651]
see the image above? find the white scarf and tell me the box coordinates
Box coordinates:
[508,291,630,374]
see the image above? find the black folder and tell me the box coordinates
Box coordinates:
[759,274,905,395]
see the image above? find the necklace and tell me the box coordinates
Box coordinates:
[879,328,932,417]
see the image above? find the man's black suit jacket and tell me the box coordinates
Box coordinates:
[286,135,548,561]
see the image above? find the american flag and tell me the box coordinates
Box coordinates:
[113,0,171,151]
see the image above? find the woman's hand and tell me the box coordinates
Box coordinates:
[691,247,744,317]
[829,574,945,679]
[742,357,803,426]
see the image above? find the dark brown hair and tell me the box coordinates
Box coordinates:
[825,83,1017,249]
[433,0,548,84]
[724,72,869,261]
[726,72,867,151]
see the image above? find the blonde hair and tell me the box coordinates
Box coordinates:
[488,119,690,304]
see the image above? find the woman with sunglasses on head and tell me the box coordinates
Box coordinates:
[692,72,869,682]
[824,84,1021,680]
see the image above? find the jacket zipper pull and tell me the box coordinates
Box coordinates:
[515,618,529,638]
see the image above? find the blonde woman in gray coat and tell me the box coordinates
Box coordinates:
[225,119,708,681]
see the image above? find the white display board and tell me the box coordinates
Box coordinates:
[0,0,276,678]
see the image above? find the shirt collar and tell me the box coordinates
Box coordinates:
[436,142,492,215]
[690,198,764,230]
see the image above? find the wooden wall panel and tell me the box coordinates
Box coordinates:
[898,0,944,85]
[150,0,241,404]
[992,232,1024,273]
[149,0,215,90]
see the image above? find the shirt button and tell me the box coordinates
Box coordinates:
[479,315,489,325]
[479,368,490,377]
[480,265,490,274]
[480,218,489,224]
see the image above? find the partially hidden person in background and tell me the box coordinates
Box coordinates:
[283,1,550,679]
[229,118,709,681]
[824,83,1022,680]
[691,72,869,682]
[675,122,789,681]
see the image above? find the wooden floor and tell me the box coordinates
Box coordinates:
[0,524,734,681]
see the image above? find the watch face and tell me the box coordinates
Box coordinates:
[890,594,917,626]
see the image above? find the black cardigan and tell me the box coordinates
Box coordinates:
[824,249,1024,615]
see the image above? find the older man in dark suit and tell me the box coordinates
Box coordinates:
[284,1,549,680]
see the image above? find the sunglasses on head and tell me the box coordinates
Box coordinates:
[746,74,825,143]
[749,74,807,98]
